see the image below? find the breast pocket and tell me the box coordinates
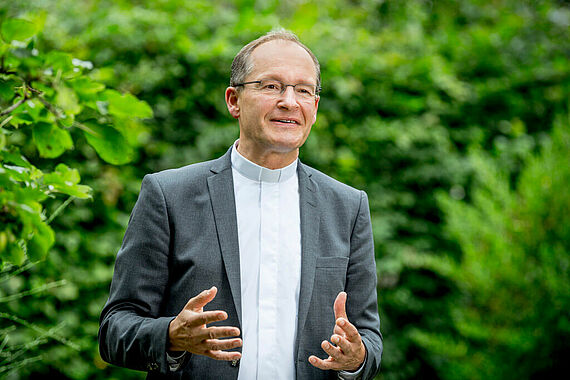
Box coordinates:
[314,256,349,307]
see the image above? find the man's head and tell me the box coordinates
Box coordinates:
[230,30,321,91]
[225,30,321,168]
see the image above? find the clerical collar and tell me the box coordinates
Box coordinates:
[230,141,298,183]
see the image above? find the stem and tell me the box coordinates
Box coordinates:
[0,280,67,303]
[0,262,38,283]
[0,97,27,117]
[36,95,64,119]
[0,115,13,129]
[46,196,75,225]
[0,356,43,374]
[0,312,80,351]
[73,121,99,136]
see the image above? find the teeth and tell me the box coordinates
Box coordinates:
[276,120,296,123]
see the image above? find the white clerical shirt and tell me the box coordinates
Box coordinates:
[231,143,302,380]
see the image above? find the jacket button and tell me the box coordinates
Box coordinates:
[147,362,158,371]
[231,359,239,367]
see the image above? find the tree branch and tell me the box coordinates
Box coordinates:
[35,95,65,119]
[0,97,27,117]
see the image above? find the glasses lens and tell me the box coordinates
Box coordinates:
[259,80,283,94]
[295,84,316,98]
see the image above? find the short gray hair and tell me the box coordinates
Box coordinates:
[230,30,321,90]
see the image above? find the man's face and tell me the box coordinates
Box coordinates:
[226,40,320,165]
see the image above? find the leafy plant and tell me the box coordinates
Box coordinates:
[411,117,570,379]
[0,15,151,377]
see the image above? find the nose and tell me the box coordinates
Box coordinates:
[277,85,299,109]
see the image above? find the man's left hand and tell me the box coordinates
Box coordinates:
[308,291,366,372]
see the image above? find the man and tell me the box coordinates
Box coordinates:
[99,30,382,379]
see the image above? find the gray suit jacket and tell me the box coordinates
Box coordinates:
[99,148,382,379]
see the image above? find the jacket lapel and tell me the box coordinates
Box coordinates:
[296,162,320,354]
[207,150,242,327]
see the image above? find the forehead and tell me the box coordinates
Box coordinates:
[248,40,317,84]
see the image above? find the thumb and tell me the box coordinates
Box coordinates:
[183,286,217,312]
[333,291,348,321]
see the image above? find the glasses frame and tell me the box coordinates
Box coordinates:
[233,79,321,98]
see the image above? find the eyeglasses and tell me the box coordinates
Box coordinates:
[233,79,320,99]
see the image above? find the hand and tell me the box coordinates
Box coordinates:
[168,286,242,361]
[308,292,366,372]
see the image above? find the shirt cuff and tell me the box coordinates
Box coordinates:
[338,348,367,380]
[166,351,187,372]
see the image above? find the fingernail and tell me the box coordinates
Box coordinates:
[338,319,345,326]
[310,357,316,363]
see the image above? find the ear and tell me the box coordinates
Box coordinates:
[312,95,320,124]
[225,87,240,119]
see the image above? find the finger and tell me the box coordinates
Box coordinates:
[333,323,346,337]
[203,337,243,351]
[321,340,343,360]
[186,310,228,328]
[308,355,341,370]
[335,318,361,343]
[184,286,218,312]
[197,326,241,340]
[204,350,242,361]
[331,334,352,354]
[333,291,348,321]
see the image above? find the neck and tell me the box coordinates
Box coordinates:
[236,142,299,170]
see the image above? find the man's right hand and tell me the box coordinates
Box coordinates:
[168,286,242,361]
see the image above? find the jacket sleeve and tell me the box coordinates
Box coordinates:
[98,174,175,375]
[346,191,383,380]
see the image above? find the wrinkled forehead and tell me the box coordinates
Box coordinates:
[248,40,318,84]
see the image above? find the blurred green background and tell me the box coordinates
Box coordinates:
[1,0,569,379]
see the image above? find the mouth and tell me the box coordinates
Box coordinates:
[270,118,300,125]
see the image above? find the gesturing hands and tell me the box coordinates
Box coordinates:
[309,292,366,372]
[168,286,242,361]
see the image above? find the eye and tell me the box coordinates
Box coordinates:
[261,81,282,91]
[296,86,314,96]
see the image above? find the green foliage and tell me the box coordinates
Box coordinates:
[0,13,151,378]
[415,117,570,379]
[0,14,151,266]
[0,0,568,379]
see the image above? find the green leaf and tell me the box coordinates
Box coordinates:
[26,222,55,262]
[0,148,32,168]
[44,51,74,73]
[0,78,19,101]
[32,121,73,158]
[69,77,105,96]
[47,163,80,184]
[4,242,26,266]
[55,85,81,115]
[103,89,153,119]
[42,163,91,199]
[1,19,37,43]
[83,122,134,165]
[10,112,34,126]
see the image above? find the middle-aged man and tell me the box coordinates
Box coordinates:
[99,30,383,379]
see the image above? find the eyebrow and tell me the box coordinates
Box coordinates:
[260,77,317,86]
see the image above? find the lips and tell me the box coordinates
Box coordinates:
[270,117,300,125]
